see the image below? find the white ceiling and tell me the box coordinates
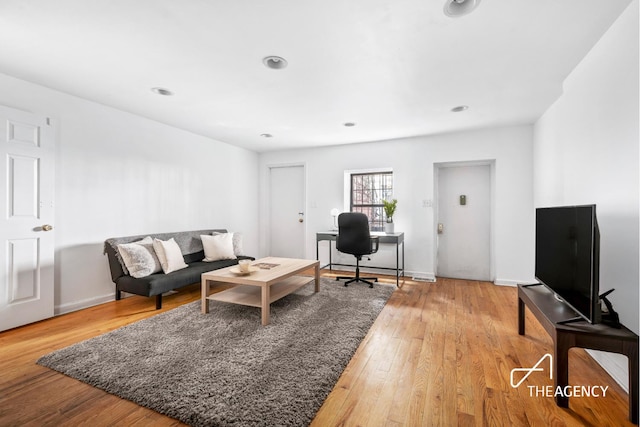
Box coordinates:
[0,0,633,152]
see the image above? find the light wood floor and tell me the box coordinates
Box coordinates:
[0,272,633,426]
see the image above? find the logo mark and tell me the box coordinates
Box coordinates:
[510,353,553,388]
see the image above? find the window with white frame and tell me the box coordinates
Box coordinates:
[349,171,393,231]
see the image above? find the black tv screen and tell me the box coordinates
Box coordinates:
[535,205,600,323]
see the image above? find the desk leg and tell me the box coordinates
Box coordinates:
[329,240,333,270]
[554,332,571,408]
[396,241,399,287]
[314,263,320,293]
[518,297,525,335]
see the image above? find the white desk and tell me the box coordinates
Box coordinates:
[316,231,405,287]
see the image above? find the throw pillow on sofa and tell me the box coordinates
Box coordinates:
[212,231,244,256]
[117,236,162,278]
[201,233,237,261]
[153,238,189,274]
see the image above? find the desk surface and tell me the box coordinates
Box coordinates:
[317,231,404,242]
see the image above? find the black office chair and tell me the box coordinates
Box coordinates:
[336,212,380,288]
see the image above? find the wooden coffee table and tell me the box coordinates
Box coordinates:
[201,257,320,325]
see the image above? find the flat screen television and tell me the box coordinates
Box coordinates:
[535,204,601,324]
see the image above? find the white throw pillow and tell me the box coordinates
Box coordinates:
[117,237,162,278]
[231,232,244,256]
[212,231,244,256]
[201,233,237,262]
[152,238,188,274]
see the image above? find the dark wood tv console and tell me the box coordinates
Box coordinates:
[517,284,638,424]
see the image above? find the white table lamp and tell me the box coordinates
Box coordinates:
[330,208,340,230]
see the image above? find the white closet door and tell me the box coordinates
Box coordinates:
[269,165,305,259]
[0,105,55,331]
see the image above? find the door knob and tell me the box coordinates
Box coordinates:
[42,224,53,231]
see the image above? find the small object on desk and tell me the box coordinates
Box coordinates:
[330,208,340,230]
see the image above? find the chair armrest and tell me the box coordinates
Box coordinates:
[370,236,380,254]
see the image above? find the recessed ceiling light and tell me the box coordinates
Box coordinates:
[343,122,356,127]
[443,0,482,17]
[260,133,273,138]
[263,56,288,70]
[451,105,469,112]
[151,87,174,96]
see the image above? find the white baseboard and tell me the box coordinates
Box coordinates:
[55,293,114,316]
[407,271,436,282]
[585,349,629,392]
[493,279,536,287]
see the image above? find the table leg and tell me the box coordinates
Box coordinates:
[518,297,525,335]
[314,263,320,292]
[261,284,270,326]
[626,341,639,423]
[201,278,209,313]
[554,332,571,408]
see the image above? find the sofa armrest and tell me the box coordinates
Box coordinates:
[104,241,126,282]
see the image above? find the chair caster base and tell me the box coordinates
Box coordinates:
[337,276,378,288]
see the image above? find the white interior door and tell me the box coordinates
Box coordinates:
[0,105,55,331]
[436,163,491,281]
[269,165,305,258]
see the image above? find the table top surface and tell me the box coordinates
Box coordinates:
[201,257,319,286]
[518,284,638,339]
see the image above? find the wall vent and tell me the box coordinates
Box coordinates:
[412,275,436,282]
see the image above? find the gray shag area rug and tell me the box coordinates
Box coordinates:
[37,278,394,427]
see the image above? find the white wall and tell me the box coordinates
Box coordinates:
[0,72,259,314]
[259,125,535,284]
[534,0,638,332]
[533,0,639,388]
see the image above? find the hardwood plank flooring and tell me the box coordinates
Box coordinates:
[0,273,634,426]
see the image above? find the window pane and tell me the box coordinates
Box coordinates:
[349,171,392,230]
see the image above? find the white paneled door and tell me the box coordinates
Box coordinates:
[436,163,492,281]
[269,165,305,258]
[0,105,55,331]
